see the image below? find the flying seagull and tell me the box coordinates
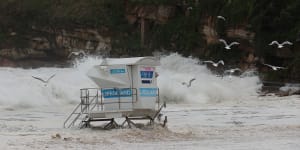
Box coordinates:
[217,15,226,21]
[263,63,286,71]
[182,78,196,88]
[269,41,293,48]
[224,68,242,78]
[224,68,242,74]
[203,60,225,67]
[219,39,240,49]
[68,50,86,58]
[32,74,56,86]
[187,6,193,10]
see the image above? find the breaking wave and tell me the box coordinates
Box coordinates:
[0,54,261,108]
[157,53,261,103]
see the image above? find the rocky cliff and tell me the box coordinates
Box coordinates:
[0,0,299,81]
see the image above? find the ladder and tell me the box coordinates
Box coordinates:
[63,88,100,128]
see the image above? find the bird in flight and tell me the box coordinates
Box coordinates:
[187,6,193,10]
[263,63,286,71]
[203,60,225,67]
[219,39,240,49]
[182,78,196,88]
[224,68,242,74]
[68,50,86,58]
[32,74,56,86]
[217,15,226,21]
[224,68,242,78]
[269,41,293,48]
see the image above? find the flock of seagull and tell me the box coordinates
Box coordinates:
[182,15,294,88]
[216,15,292,71]
[31,15,294,88]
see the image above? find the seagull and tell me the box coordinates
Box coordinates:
[224,68,242,74]
[224,68,242,78]
[269,41,293,48]
[187,6,193,10]
[203,60,225,67]
[182,78,196,88]
[68,50,86,58]
[219,39,240,49]
[32,74,56,86]
[217,15,226,21]
[263,63,286,71]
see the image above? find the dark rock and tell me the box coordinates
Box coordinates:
[125,5,175,24]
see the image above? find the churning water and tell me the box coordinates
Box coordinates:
[0,53,261,109]
[0,53,299,150]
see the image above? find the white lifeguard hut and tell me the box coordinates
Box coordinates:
[64,57,166,129]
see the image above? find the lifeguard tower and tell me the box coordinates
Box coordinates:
[63,57,166,129]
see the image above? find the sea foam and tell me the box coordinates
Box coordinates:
[0,54,261,108]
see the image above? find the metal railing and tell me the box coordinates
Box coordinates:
[63,87,143,128]
[79,88,138,112]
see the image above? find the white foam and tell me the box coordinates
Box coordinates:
[0,53,261,108]
[279,83,300,95]
[0,58,100,108]
[1,54,299,150]
[157,53,261,104]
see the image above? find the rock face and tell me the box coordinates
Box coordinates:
[202,16,219,45]
[203,25,218,44]
[0,3,175,67]
[0,48,47,60]
[0,2,299,82]
[226,28,255,41]
[0,27,111,67]
[125,5,175,24]
[55,29,111,56]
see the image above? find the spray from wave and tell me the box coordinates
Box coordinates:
[0,57,102,109]
[157,53,261,104]
[0,54,261,109]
